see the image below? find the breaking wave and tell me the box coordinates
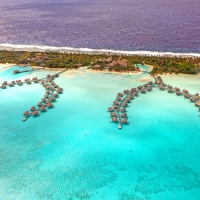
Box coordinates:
[0,43,200,57]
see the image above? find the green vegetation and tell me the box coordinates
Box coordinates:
[0,50,199,74]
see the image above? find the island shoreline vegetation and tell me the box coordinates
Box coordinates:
[0,50,200,75]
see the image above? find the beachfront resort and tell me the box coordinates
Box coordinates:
[1,51,200,200]
[1,53,200,127]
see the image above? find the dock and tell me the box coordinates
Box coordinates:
[0,68,67,121]
[108,69,200,129]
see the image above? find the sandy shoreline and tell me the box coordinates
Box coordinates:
[1,43,200,58]
[86,69,142,75]
[0,63,16,72]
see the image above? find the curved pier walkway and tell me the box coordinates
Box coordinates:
[0,69,67,121]
[108,69,200,129]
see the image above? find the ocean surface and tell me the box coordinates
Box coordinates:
[0,65,200,199]
[0,0,200,53]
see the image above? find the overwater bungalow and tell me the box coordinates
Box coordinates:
[128,95,134,99]
[195,102,200,107]
[46,86,50,90]
[122,103,128,107]
[113,101,119,106]
[146,81,152,86]
[44,94,49,99]
[37,102,43,107]
[125,98,131,103]
[40,106,47,112]
[3,81,7,85]
[50,87,55,91]
[147,86,152,91]
[41,80,44,84]
[184,93,190,98]
[122,118,129,124]
[1,84,6,89]
[176,91,182,95]
[182,89,188,93]
[25,78,31,84]
[167,85,172,89]
[133,91,139,96]
[32,77,37,80]
[111,117,118,122]
[53,84,58,88]
[157,76,163,82]
[137,86,143,90]
[121,113,127,117]
[11,81,15,84]
[143,84,148,87]
[140,88,146,93]
[123,90,129,94]
[42,98,46,102]
[53,93,59,98]
[49,97,56,102]
[108,107,114,112]
[129,91,133,95]
[190,98,196,103]
[15,80,22,85]
[32,110,40,116]
[194,95,199,99]
[116,97,121,101]
[46,90,50,94]
[23,110,30,116]
[57,88,63,93]
[131,88,137,92]
[8,83,14,87]
[120,107,126,112]
[168,89,174,93]
[159,86,165,90]
[157,80,162,84]
[46,101,54,108]
[114,105,119,110]
[47,74,51,78]
[118,92,123,97]
[33,79,39,83]
[174,87,180,91]
[30,106,36,111]
[111,112,117,117]
[17,81,23,85]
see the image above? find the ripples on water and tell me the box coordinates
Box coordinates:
[0,66,200,199]
[0,0,200,52]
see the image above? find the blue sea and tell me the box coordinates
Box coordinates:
[0,65,200,199]
[0,0,200,53]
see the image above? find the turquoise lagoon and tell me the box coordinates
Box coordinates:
[0,65,200,200]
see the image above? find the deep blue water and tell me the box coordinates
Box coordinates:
[0,0,200,52]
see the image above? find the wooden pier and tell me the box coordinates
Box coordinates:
[0,68,67,121]
[108,70,200,129]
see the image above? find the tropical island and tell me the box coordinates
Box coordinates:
[0,50,200,74]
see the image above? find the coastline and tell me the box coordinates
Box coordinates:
[86,68,142,75]
[1,43,200,58]
[0,63,16,71]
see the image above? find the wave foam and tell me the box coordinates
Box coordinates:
[0,43,200,57]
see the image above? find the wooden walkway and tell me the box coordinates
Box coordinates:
[108,70,200,129]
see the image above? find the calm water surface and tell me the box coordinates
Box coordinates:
[0,66,200,199]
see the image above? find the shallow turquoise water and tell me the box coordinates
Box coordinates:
[0,66,200,200]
